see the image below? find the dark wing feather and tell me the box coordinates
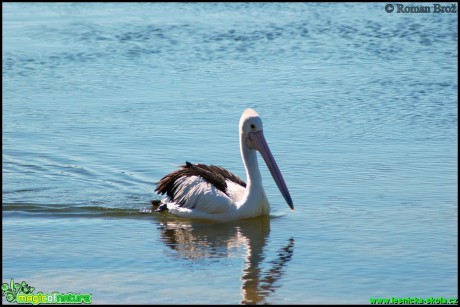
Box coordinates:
[155,162,246,204]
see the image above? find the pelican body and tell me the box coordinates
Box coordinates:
[155,108,293,222]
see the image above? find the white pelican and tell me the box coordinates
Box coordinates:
[154,108,293,222]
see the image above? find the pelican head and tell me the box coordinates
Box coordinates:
[239,108,294,210]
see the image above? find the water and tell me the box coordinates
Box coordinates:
[3,3,458,304]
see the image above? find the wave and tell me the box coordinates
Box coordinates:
[2,203,154,219]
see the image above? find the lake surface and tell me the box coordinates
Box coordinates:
[2,3,458,304]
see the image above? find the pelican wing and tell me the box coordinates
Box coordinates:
[155,162,246,213]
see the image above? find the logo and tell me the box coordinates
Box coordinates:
[2,279,92,305]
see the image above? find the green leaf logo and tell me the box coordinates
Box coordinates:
[2,279,36,303]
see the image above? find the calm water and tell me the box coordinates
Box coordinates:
[3,3,458,304]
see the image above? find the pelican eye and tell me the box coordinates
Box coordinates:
[250,124,256,131]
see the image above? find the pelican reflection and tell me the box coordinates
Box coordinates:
[156,216,295,304]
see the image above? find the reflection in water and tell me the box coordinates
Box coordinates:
[157,216,295,304]
[242,237,295,304]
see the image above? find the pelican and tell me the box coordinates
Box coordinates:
[154,108,293,222]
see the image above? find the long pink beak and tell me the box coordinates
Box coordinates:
[248,130,294,210]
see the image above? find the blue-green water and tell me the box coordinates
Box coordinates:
[3,3,458,304]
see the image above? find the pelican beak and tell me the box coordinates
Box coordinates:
[248,130,294,210]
